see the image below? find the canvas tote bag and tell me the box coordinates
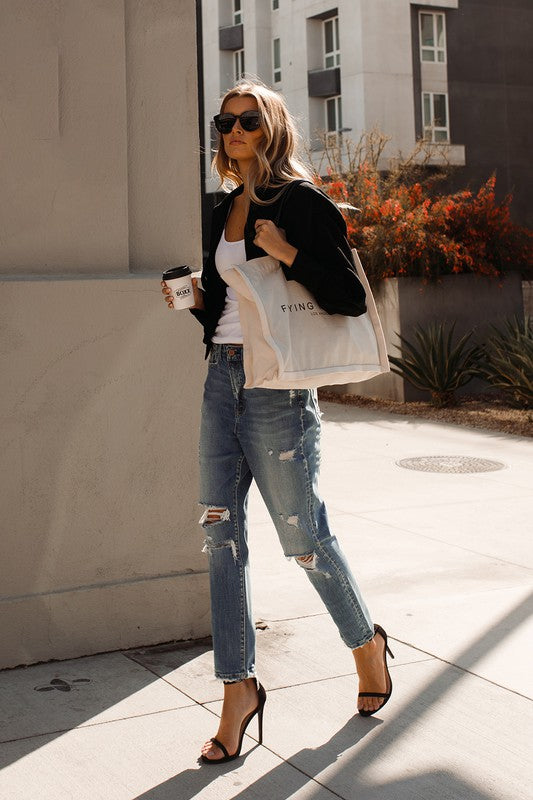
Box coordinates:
[223,246,389,390]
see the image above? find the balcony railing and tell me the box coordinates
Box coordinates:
[307,67,341,97]
[219,24,244,51]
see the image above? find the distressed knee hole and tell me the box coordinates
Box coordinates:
[295,552,317,570]
[199,507,230,527]
[201,534,238,562]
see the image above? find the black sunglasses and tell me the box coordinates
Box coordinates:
[213,111,261,134]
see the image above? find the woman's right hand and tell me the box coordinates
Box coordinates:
[161,277,205,311]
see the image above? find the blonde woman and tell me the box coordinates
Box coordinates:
[162,81,394,764]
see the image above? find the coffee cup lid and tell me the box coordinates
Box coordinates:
[162,265,192,280]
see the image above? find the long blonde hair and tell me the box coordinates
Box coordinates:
[212,80,314,205]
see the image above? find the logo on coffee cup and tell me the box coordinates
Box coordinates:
[175,286,191,298]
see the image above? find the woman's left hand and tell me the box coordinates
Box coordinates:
[254,219,298,267]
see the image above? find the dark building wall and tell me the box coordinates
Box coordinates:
[446,0,533,227]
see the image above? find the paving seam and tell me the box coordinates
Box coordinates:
[332,513,533,570]
[265,620,533,699]
[258,612,330,623]
[121,654,224,708]
[231,661,436,696]
[266,756,347,800]
[231,734,366,799]
[326,492,533,519]
[0,704,202,745]
[388,638,533,700]
[126,632,529,701]
[284,762,349,799]
[198,733,348,800]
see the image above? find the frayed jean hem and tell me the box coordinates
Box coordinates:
[348,628,376,651]
[217,669,257,684]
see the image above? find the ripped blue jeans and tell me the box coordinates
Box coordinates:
[199,344,374,681]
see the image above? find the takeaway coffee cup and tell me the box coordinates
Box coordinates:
[162,266,195,310]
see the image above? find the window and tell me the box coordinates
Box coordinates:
[273,38,281,83]
[326,95,342,132]
[419,12,446,63]
[234,49,245,82]
[423,92,449,142]
[272,0,279,9]
[233,0,242,26]
[324,16,340,68]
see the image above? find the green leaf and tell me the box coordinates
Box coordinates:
[388,320,481,405]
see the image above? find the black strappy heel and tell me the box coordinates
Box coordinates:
[201,682,267,764]
[358,624,394,717]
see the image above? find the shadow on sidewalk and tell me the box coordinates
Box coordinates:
[318,398,529,443]
[134,590,532,800]
[0,638,213,766]
[1,591,530,799]
[133,723,497,800]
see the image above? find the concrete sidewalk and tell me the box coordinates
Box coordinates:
[1,401,532,799]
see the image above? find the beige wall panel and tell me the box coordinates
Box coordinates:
[0,0,207,668]
[0,276,209,669]
[0,1,129,274]
[2,574,210,669]
[125,0,202,272]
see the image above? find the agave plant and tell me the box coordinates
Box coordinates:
[388,321,482,407]
[476,316,533,408]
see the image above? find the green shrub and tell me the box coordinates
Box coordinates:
[388,321,482,407]
[476,316,533,409]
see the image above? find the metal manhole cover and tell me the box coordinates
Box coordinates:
[396,456,506,473]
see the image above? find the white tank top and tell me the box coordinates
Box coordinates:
[211,230,246,344]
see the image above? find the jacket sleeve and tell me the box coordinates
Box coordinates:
[188,300,207,327]
[280,183,366,317]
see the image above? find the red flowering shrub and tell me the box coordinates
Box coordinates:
[314,141,533,288]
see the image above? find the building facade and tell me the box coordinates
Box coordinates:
[201,0,532,227]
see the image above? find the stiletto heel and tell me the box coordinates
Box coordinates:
[201,682,267,764]
[358,624,394,717]
[257,702,264,744]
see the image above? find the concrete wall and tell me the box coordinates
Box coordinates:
[0,1,209,669]
[0,1,129,275]
[332,272,524,402]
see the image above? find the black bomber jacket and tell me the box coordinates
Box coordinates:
[191,181,367,355]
